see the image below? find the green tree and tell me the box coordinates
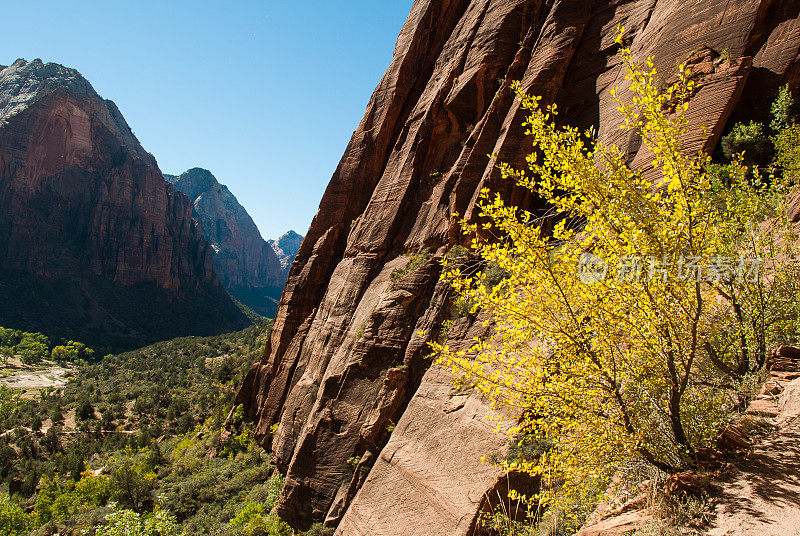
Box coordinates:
[76,398,95,421]
[109,452,156,510]
[229,501,292,536]
[51,344,79,364]
[15,337,49,364]
[0,328,23,348]
[721,120,772,164]
[771,84,794,133]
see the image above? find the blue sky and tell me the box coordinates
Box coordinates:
[0,1,414,240]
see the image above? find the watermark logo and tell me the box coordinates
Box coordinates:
[577,254,761,284]
[578,253,609,284]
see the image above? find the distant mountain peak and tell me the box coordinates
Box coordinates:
[268,230,303,273]
[280,229,302,241]
[0,58,149,161]
[165,167,223,205]
[0,58,97,124]
[168,167,288,316]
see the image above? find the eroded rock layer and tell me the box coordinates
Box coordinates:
[0,59,250,349]
[235,0,800,532]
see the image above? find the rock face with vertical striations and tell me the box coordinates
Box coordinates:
[234,1,800,533]
[166,168,286,317]
[0,59,251,350]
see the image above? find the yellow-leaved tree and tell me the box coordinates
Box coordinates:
[430,30,800,520]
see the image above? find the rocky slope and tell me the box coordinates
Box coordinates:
[166,168,285,316]
[234,0,800,533]
[268,230,304,280]
[0,59,251,350]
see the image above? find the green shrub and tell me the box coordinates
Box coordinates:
[505,430,554,465]
[450,296,474,319]
[423,169,444,188]
[96,503,181,536]
[355,322,367,340]
[443,244,470,266]
[390,248,432,287]
[15,337,50,364]
[108,451,156,510]
[705,162,738,187]
[229,501,292,536]
[775,123,800,185]
[76,399,95,421]
[482,261,509,289]
[0,493,29,536]
[721,121,771,164]
[305,523,335,536]
[771,84,794,133]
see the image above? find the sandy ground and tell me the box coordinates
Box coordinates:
[708,420,800,535]
[0,358,72,390]
[707,378,800,535]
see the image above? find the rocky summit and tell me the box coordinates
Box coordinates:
[232,0,800,533]
[268,230,304,280]
[166,168,287,317]
[0,59,252,350]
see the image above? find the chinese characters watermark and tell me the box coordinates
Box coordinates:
[577,254,761,284]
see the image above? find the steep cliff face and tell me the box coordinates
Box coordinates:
[166,168,285,316]
[235,0,800,532]
[0,59,251,349]
[268,230,304,281]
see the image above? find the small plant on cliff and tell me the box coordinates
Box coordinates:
[430,28,797,523]
[389,248,432,287]
[355,322,367,340]
[721,121,772,164]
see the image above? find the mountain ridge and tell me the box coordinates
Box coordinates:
[0,59,251,350]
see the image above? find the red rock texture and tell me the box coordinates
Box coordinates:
[235,0,800,532]
[0,59,250,348]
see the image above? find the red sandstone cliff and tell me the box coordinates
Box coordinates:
[235,1,800,533]
[0,59,250,349]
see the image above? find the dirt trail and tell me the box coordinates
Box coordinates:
[708,369,800,535]
[708,420,800,534]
